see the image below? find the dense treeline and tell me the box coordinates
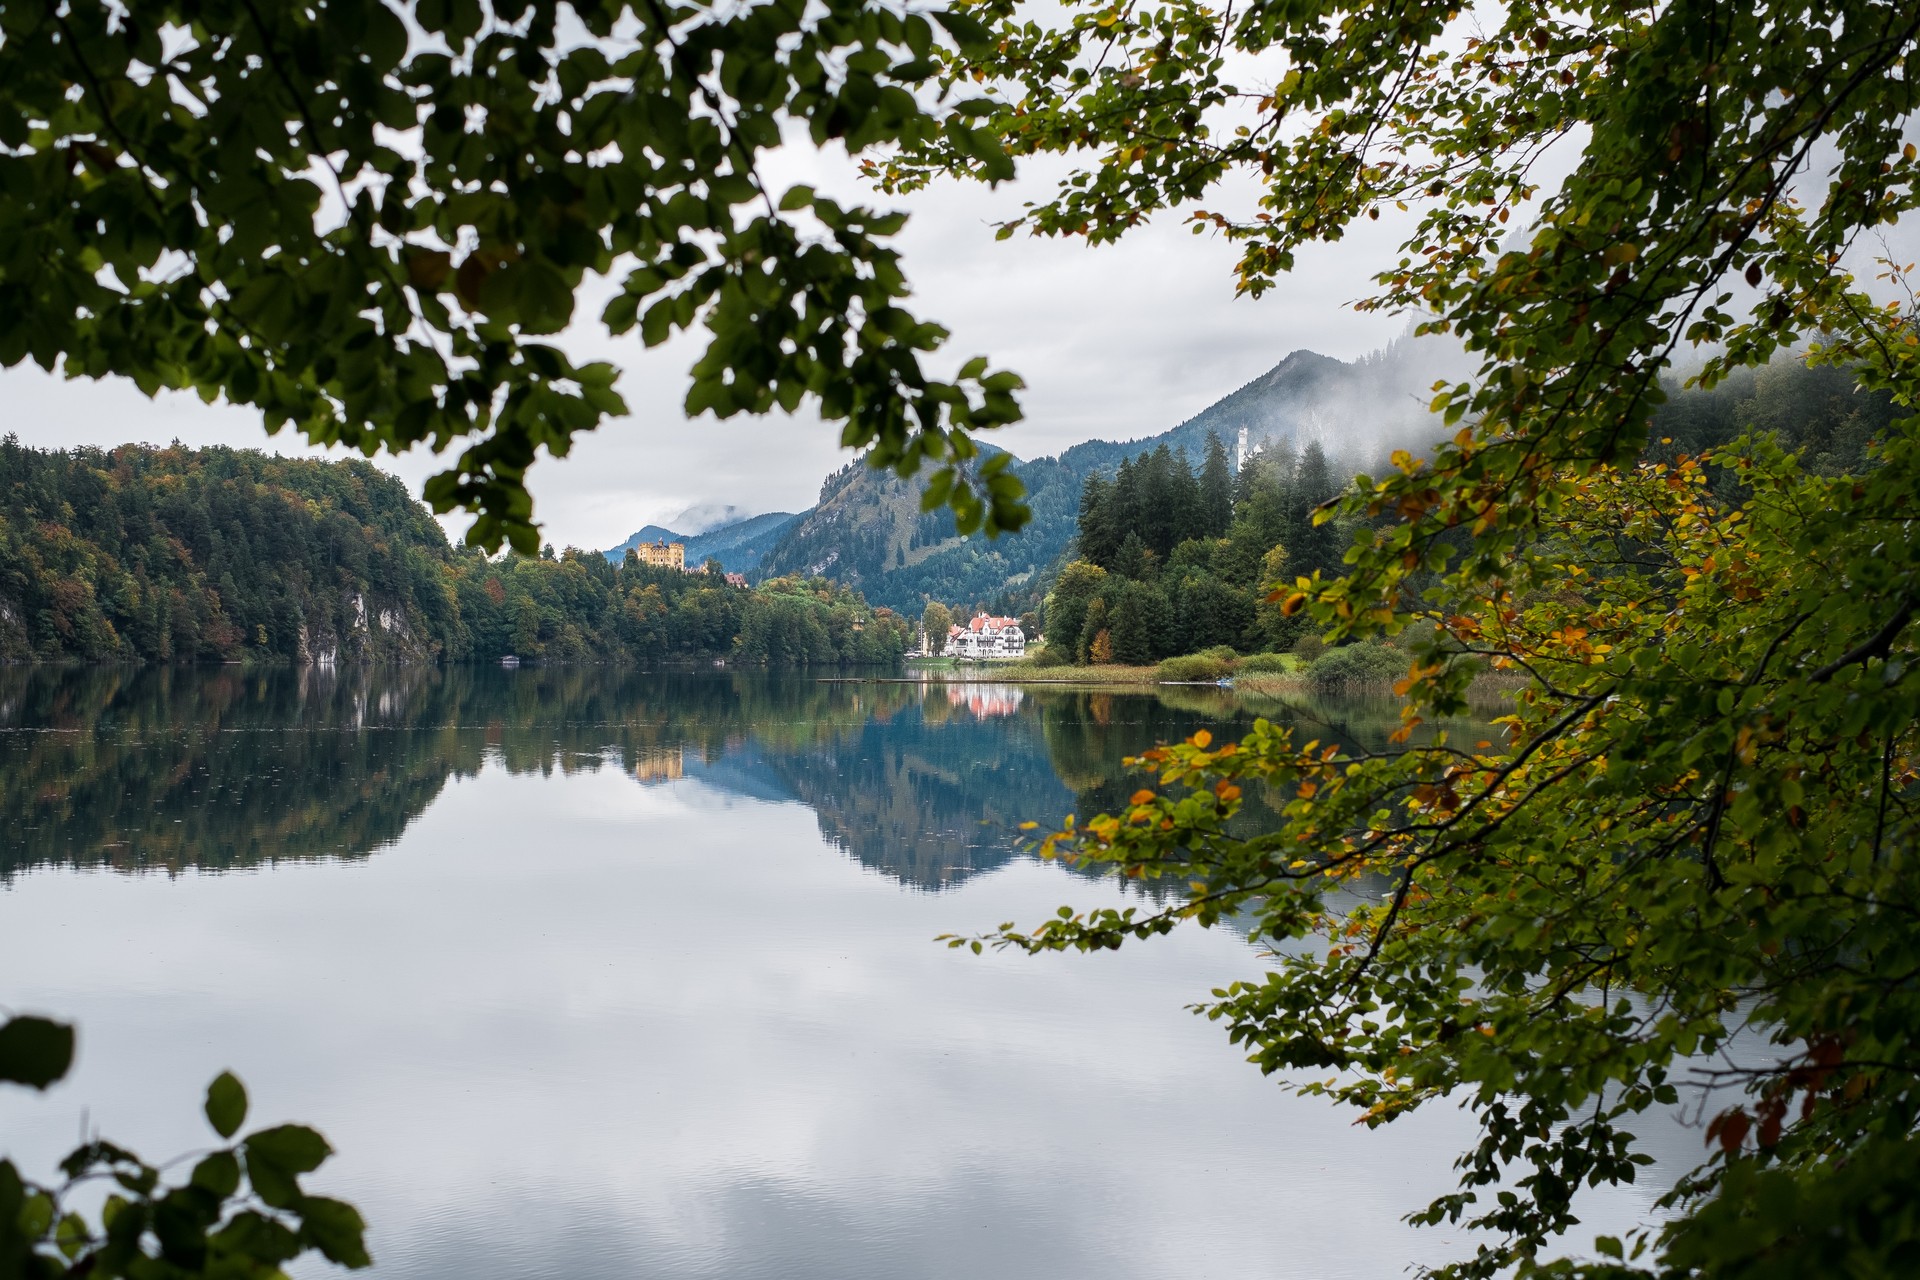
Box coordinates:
[452,546,910,665]
[0,440,908,665]
[1043,431,1348,663]
[1647,358,1895,478]
[1040,359,1899,665]
[0,438,455,662]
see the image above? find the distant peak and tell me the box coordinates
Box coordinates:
[668,502,753,535]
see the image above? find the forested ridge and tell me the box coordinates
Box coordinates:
[0,440,910,665]
[1038,359,1899,667]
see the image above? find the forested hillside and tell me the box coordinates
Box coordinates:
[1042,433,1347,663]
[0,441,909,665]
[0,439,456,663]
[1038,357,1901,664]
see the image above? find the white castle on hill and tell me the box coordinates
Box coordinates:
[1237,410,1334,472]
[948,614,1026,660]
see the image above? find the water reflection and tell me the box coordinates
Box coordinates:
[2,667,1679,1280]
[1,666,1458,889]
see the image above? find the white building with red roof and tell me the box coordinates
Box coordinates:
[948,613,1026,660]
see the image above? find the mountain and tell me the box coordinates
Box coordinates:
[754,340,1453,614]
[684,510,801,574]
[1149,337,1461,461]
[603,509,800,575]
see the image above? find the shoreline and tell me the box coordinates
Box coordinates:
[874,659,1529,699]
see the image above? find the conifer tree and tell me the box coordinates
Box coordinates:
[1109,458,1143,553]
[1107,585,1150,665]
[1199,431,1234,538]
[1167,445,1205,548]
[1130,449,1167,555]
[1114,531,1153,581]
[1137,582,1177,661]
[1075,473,1121,569]
[1289,441,1343,579]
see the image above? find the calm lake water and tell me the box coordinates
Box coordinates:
[2,668,1692,1279]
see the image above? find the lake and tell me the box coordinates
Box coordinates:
[1,667,1692,1279]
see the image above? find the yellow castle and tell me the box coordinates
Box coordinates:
[630,540,685,571]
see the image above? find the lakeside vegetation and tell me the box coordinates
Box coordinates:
[1034,431,1342,665]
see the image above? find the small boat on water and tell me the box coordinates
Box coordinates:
[500,655,521,668]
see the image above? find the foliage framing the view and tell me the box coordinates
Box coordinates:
[1,1012,367,1280]
[0,0,1029,552]
[9,0,1920,1276]
[903,1,1920,1276]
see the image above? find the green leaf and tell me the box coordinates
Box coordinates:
[205,1071,248,1138]
[213,1209,301,1265]
[0,1015,75,1089]
[298,1195,371,1268]
[191,1151,243,1198]
[933,10,994,49]
[245,1124,331,1175]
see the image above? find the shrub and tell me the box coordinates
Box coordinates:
[1235,651,1297,674]
[1291,633,1327,662]
[1304,641,1408,687]
[1157,654,1232,682]
[1028,644,1075,668]
[1197,644,1240,663]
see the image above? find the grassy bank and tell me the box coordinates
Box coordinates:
[895,651,1526,701]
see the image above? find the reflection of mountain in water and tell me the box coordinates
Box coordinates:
[691,700,1076,890]
[2,668,1475,889]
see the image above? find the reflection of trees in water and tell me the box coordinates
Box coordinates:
[1,665,472,878]
[0,669,1497,891]
[0,667,905,881]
